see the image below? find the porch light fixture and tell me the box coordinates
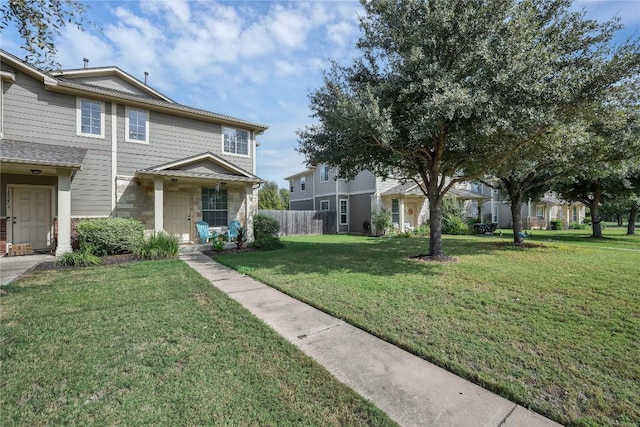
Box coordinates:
[30,169,41,175]
[171,178,178,183]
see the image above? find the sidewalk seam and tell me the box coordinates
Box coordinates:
[496,403,518,427]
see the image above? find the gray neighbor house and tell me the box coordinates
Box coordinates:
[0,49,267,256]
[286,164,586,234]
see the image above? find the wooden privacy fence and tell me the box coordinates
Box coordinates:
[258,210,337,236]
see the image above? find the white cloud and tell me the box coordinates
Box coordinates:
[273,59,302,77]
[56,26,115,69]
[327,21,358,47]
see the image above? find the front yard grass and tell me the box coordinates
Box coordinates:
[0,260,395,426]
[217,230,639,427]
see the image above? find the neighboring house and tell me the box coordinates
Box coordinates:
[0,50,267,255]
[286,163,585,233]
[286,164,434,234]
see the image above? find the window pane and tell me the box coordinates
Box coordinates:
[202,187,228,226]
[236,130,248,155]
[391,199,399,223]
[128,109,147,141]
[81,100,102,135]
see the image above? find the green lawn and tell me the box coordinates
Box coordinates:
[217,229,640,427]
[0,260,396,427]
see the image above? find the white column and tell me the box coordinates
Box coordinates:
[399,198,405,232]
[56,172,72,256]
[154,177,164,233]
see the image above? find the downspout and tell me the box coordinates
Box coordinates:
[335,170,339,233]
[111,102,117,214]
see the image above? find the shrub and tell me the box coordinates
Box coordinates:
[550,220,563,230]
[254,214,280,239]
[441,198,469,235]
[583,216,592,225]
[441,215,469,235]
[55,250,102,267]
[234,226,247,249]
[371,209,393,236]
[135,232,179,260]
[414,224,429,237]
[78,218,144,255]
[250,236,284,250]
[212,240,225,252]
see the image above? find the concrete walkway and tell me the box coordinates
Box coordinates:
[180,252,563,427]
[1,254,53,286]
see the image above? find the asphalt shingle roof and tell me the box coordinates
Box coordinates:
[0,139,87,168]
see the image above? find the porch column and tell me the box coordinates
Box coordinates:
[399,198,405,232]
[245,184,253,241]
[154,177,164,233]
[56,172,72,256]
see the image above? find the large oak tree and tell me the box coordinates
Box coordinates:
[297,0,640,256]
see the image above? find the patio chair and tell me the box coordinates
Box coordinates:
[227,220,241,242]
[195,221,211,243]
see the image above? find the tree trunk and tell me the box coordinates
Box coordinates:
[627,201,638,235]
[590,182,603,238]
[428,195,443,257]
[510,197,525,245]
[617,212,623,227]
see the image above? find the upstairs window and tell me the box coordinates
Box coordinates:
[320,165,330,182]
[301,176,306,191]
[77,98,104,138]
[126,107,149,143]
[223,127,249,156]
[289,181,294,193]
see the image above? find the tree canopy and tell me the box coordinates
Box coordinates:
[258,181,289,210]
[297,0,640,256]
[1,0,90,69]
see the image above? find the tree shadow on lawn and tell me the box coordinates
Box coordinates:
[213,236,548,278]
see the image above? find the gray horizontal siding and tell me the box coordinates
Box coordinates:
[70,75,150,97]
[290,199,313,210]
[117,108,254,175]
[3,71,114,216]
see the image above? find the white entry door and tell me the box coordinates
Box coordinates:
[13,187,52,250]
[164,193,191,242]
[406,202,418,228]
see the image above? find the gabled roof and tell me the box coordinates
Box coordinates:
[449,187,490,200]
[137,152,263,184]
[0,49,268,133]
[383,182,425,196]
[0,139,87,169]
[51,66,174,102]
[284,167,316,180]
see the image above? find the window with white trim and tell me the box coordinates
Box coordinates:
[125,107,149,143]
[77,98,105,138]
[301,176,306,191]
[289,181,294,193]
[202,187,228,226]
[223,127,249,156]
[492,206,498,223]
[391,199,399,224]
[536,205,545,220]
[339,199,348,225]
[320,200,330,211]
[320,165,329,182]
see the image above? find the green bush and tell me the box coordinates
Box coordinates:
[583,216,591,225]
[78,218,144,255]
[441,198,469,235]
[250,235,284,251]
[135,232,179,260]
[441,215,470,235]
[550,220,563,230]
[371,209,393,236]
[55,250,103,267]
[213,239,225,252]
[254,214,280,239]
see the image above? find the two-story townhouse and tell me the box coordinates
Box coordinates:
[286,164,433,234]
[0,50,267,255]
[286,164,585,234]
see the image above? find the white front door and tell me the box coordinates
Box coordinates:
[13,187,52,250]
[406,202,418,228]
[164,193,191,242]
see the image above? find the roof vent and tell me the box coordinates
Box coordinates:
[83,58,89,68]
[144,71,149,84]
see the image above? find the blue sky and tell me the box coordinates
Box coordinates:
[2,0,639,188]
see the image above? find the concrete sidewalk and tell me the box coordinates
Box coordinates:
[180,252,562,427]
[1,254,53,286]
